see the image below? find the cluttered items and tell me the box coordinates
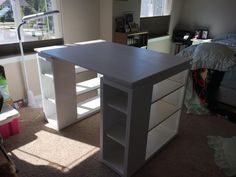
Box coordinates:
[114,13,148,48]
[115,13,139,33]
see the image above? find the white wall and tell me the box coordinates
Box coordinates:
[147,35,172,53]
[100,0,113,41]
[61,0,100,43]
[178,0,236,37]
[0,55,41,101]
[169,0,185,36]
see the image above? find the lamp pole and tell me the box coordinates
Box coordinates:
[17,10,59,107]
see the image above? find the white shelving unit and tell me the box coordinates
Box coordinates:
[102,69,188,177]
[37,55,100,130]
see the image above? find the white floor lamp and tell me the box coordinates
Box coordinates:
[17,10,59,108]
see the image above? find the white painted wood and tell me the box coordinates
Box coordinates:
[45,114,58,130]
[168,70,188,84]
[107,123,126,146]
[107,95,128,114]
[37,43,190,176]
[38,57,53,75]
[103,145,124,176]
[162,86,185,107]
[75,65,87,73]
[77,96,100,119]
[41,74,55,99]
[43,98,57,128]
[76,77,100,95]
[152,79,183,102]
[38,53,101,130]
[151,70,188,103]
[149,100,179,130]
[146,111,180,160]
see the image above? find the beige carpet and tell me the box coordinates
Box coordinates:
[1,107,236,177]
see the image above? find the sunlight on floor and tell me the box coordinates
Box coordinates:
[12,130,100,172]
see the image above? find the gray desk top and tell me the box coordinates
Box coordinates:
[37,41,190,87]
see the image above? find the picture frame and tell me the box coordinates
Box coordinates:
[125,13,133,25]
[194,29,202,39]
[201,30,209,39]
[129,22,139,33]
[115,17,125,32]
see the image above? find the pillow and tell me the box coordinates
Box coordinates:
[177,44,197,59]
[191,43,236,71]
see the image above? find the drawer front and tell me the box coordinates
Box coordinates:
[149,87,184,130]
[152,70,187,102]
[146,111,181,160]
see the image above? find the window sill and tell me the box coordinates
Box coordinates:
[0,38,64,58]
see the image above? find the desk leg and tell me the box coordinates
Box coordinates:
[101,77,152,177]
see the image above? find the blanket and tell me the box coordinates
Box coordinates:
[178,43,236,114]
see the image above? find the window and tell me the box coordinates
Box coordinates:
[140,0,172,17]
[0,0,61,44]
[140,0,172,38]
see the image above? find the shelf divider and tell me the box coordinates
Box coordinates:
[107,95,128,114]
[106,123,126,146]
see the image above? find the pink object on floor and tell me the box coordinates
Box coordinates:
[0,104,20,140]
[0,117,20,139]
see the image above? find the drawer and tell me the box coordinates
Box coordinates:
[149,87,184,130]
[152,70,187,102]
[146,111,181,160]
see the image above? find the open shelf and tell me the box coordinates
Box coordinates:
[43,65,89,80]
[77,96,100,119]
[146,111,180,160]
[106,123,126,146]
[76,77,100,95]
[107,95,128,114]
[75,65,87,73]
[103,139,125,176]
[152,79,184,103]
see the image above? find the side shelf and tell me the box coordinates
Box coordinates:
[37,55,101,130]
[101,69,188,177]
[102,80,128,176]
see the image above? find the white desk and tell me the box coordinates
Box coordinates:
[36,41,190,177]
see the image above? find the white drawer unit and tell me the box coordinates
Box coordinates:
[146,70,188,160]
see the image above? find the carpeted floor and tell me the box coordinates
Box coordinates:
[1,107,236,177]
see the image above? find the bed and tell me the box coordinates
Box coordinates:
[177,33,236,116]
